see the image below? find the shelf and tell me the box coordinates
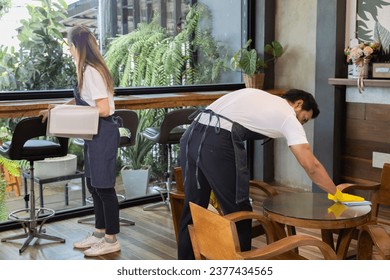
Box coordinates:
[328,78,390,87]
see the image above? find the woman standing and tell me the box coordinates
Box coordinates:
[40,25,120,257]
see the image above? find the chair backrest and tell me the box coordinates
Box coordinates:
[114,109,139,147]
[7,117,68,160]
[158,108,198,143]
[189,202,241,259]
[372,163,390,224]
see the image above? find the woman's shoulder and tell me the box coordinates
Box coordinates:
[84,65,100,76]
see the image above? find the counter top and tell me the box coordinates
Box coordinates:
[328,78,390,87]
[0,89,288,118]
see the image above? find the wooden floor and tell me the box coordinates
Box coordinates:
[0,184,389,260]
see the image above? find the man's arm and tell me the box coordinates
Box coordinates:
[289,143,337,195]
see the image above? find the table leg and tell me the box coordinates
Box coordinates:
[39,182,44,208]
[335,228,355,260]
[271,221,288,240]
[81,174,86,206]
[322,228,355,259]
[321,229,335,251]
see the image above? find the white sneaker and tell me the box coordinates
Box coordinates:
[73,234,103,249]
[84,238,121,257]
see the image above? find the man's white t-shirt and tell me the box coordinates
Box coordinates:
[80,65,115,115]
[198,88,308,146]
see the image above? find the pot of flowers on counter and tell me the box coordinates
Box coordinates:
[344,40,381,79]
[230,39,284,89]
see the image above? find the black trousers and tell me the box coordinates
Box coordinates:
[86,178,120,235]
[177,123,252,260]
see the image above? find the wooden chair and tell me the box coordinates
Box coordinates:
[332,162,390,257]
[357,224,390,260]
[170,167,186,243]
[0,165,21,196]
[339,163,390,224]
[169,167,295,243]
[188,202,337,260]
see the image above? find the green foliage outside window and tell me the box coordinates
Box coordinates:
[0,0,76,91]
[0,0,11,19]
[105,3,228,87]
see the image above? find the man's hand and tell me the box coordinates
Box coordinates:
[328,189,364,203]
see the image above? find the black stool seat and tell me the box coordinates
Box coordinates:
[0,116,68,254]
[142,108,197,211]
[1,139,63,160]
[142,127,187,144]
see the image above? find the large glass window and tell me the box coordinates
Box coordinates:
[0,0,245,226]
[0,0,243,92]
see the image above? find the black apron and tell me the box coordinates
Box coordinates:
[73,86,120,188]
[184,109,270,203]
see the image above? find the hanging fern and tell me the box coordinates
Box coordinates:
[105,3,228,87]
[104,4,228,174]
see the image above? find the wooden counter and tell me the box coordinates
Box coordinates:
[328,78,390,87]
[0,89,287,118]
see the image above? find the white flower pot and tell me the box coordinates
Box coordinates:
[35,154,77,179]
[348,59,370,79]
[120,166,150,199]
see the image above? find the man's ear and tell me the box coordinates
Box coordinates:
[293,99,303,109]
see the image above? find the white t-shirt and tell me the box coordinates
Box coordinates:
[80,65,115,115]
[198,88,308,146]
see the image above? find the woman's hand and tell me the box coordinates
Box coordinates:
[39,104,57,123]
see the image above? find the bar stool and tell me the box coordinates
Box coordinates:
[0,116,68,254]
[77,109,138,226]
[142,108,197,211]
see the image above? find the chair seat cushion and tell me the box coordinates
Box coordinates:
[143,127,187,144]
[1,139,63,161]
[119,127,132,147]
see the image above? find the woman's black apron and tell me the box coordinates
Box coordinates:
[73,87,120,188]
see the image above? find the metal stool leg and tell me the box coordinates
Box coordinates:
[1,162,65,254]
[143,144,173,211]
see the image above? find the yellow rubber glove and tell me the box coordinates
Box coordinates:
[328,188,364,203]
[327,203,347,218]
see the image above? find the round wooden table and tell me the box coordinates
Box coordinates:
[263,192,371,259]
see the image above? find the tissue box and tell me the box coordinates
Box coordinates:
[47,105,99,140]
[372,63,390,79]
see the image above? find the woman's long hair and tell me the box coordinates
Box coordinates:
[68,25,114,94]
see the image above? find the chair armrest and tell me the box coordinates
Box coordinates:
[358,224,390,260]
[337,182,380,192]
[174,167,184,193]
[224,211,277,243]
[169,191,185,199]
[250,180,278,197]
[239,234,337,260]
[224,211,268,223]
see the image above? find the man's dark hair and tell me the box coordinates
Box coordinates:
[281,89,320,118]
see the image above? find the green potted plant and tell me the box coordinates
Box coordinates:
[0,174,7,221]
[0,125,21,221]
[119,109,165,198]
[230,39,284,89]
